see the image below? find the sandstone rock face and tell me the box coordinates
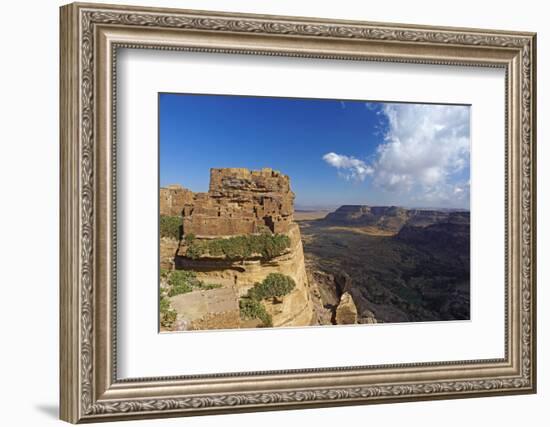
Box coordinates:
[161,168,315,330]
[159,237,179,270]
[169,287,240,331]
[160,184,193,216]
[182,168,294,237]
[306,269,337,325]
[175,223,315,327]
[261,225,313,327]
[335,292,358,325]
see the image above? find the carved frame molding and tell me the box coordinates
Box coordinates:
[60,2,536,423]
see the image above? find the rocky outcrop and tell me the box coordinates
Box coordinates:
[358,309,378,324]
[335,292,358,325]
[305,269,334,325]
[325,205,409,231]
[182,168,294,237]
[162,168,315,330]
[300,205,469,324]
[305,268,377,326]
[159,237,179,270]
[160,184,193,216]
[405,209,457,227]
[170,287,240,331]
[396,214,470,252]
[174,223,314,327]
[324,205,468,233]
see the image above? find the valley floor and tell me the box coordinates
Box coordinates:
[297,218,470,324]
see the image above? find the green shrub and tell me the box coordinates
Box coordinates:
[184,232,196,244]
[239,273,295,327]
[185,241,206,259]
[166,270,222,296]
[160,294,177,328]
[160,215,182,240]
[260,233,291,259]
[167,270,196,296]
[199,283,223,290]
[247,273,296,300]
[239,297,272,327]
[185,233,291,260]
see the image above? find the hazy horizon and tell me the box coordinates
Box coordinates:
[160,180,470,213]
[159,93,471,210]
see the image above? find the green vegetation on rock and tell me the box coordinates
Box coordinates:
[160,293,177,328]
[160,215,182,240]
[239,298,272,327]
[165,270,222,297]
[159,269,223,329]
[247,273,296,300]
[238,273,295,328]
[185,233,291,260]
[167,270,194,296]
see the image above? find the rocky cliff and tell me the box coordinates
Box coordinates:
[300,205,470,324]
[396,211,470,252]
[324,205,467,233]
[174,222,314,328]
[160,168,317,331]
[324,205,408,231]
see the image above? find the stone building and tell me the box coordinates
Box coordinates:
[160,168,296,237]
[181,168,294,237]
[159,184,193,216]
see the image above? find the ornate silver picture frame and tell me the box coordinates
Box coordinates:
[60,2,536,423]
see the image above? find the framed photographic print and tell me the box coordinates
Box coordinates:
[60,2,537,423]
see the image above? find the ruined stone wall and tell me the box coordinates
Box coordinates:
[182,168,295,237]
[160,184,194,216]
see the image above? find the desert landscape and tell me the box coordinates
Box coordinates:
[159,168,470,331]
[158,94,471,332]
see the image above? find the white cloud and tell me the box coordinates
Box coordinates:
[373,103,470,204]
[322,103,471,207]
[322,152,374,182]
[413,179,470,206]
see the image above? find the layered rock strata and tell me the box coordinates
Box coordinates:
[324,205,469,233]
[174,223,314,327]
[161,168,316,330]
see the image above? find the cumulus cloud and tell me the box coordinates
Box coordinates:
[414,179,470,207]
[373,103,470,204]
[322,152,374,182]
[323,103,471,207]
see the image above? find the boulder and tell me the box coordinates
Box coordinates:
[170,287,240,331]
[335,292,358,325]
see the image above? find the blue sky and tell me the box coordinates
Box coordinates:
[159,93,470,209]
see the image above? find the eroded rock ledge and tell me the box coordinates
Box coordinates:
[160,168,317,331]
